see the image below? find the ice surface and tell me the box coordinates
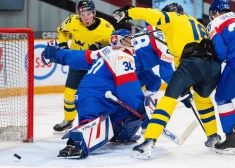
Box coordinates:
[0,92,234,168]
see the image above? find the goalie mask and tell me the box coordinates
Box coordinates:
[110,29,134,52]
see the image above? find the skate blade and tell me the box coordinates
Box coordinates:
[57,154,82,159]
[53,129,70,135]
[131,150,152,160]
[211,147,235,155]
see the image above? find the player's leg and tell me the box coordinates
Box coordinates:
[213,63,235,154]
[193,93,220,147]
[132,57,220,158]
[133,59,196,158]
[191,59,221,147]
[58,95,118,158]
[58,114,114,158]
[111,106,144,142]
[53,68,87,133]
[137,70,161,133]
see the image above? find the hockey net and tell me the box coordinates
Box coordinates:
[0,28,34,142]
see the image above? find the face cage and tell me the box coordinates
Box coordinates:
[209,11,215,21]
[120,36,134,47]
[110,35,133,47]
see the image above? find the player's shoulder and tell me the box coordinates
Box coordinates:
[99,46,113,56]
[96,17,114,30]
[63,15,80,24]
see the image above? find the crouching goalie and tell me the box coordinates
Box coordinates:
[41,29,151,158]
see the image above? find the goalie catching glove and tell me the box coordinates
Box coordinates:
[113,5,134,23]
[41,40,66,66]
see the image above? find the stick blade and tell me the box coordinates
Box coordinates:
[178,120,199,145]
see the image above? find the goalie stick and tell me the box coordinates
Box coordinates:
[105,91,198,146]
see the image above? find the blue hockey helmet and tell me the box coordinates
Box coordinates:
[77,0,95,14]
[209,0,231,21]
[110,29,132,47]
[161,2,184,14]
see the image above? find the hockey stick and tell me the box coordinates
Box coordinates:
[105,91,198,145]
[189,98,206,133]
[105,91,144,119]
[127,21,167,46]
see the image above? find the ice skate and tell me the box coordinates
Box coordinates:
[57,145,85,158]
[205,133,221,148]
[213,131,235,155]
[53,119,74,134]
[132,138,156,160]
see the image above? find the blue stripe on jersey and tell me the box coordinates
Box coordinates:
[198,107,215,115]
[189,19,199,40]
[162,12,170,23]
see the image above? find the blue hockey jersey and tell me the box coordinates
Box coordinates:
[133,25,174,91]
[56,46,144,116]
[207,12,235,63]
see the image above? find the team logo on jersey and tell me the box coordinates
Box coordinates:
[106,23,110,28]
[102,47,111,56]
[75,39,85,46]
[161,54,173,63]
[110,35,118,45]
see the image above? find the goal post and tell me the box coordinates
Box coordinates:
[0,28,34,142]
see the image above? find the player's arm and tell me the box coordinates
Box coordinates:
[56,49,95,70]
[41,44,95,70]
[57,15,73,48]
[114,6,172,29]
[158,49,174,84]
[128,8,164,25]
[207,23,227,63]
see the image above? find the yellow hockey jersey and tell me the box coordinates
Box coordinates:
[57,15,114,50]
[128,8,207,67]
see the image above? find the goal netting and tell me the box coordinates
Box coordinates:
[0,28,34,142]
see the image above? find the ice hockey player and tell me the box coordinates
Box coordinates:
[53,0,114,134]
[132,24,175,131]
[113,2,221,159]
[207,0,235,154]
[41,29,146,158]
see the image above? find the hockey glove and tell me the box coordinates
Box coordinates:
[58,42,69,49]
[180,91,193,108]
[41,40,61,65]
[113,5,134,23]
[89,42,102,51]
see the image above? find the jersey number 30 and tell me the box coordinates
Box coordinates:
[123,61,134,71]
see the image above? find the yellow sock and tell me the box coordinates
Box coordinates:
[144,96,178,140]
